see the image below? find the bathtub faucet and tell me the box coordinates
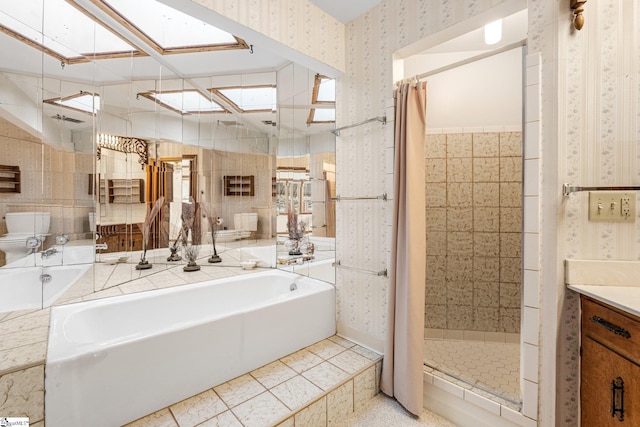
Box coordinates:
[41,247,57,259]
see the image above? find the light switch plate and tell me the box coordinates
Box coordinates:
[588,191,636,222]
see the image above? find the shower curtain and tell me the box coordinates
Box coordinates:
[381,80,426,415]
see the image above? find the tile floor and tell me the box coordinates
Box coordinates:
[125,336,382,427]
[423,338,521,407]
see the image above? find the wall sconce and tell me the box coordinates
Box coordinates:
[571,0,587,30]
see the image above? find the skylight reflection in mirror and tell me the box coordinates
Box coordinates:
[212,86,276,113]
[98,0,242,50]
[44,93,101,115]
[139,90,226,115]
[316,78,335,103]
[311,108,335,123]
[0,0,136,62]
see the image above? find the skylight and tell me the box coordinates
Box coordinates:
[0,0,139,64]
[44,92,101,115]
[210,86,276,113]
[307,74,335,124]
[92,0,249,54]
[138,90,227,115]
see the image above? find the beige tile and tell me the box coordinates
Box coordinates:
[447,158,472,182]
[426,159,446,182]
[473,158,500,182]
[445,256,473,282]
[474,307,501,331]
[197,410,243,427]
[426,208,447,231]
[280,349,323,374]
[214,375,266,408]
[425,256,446,282]
[446,207,472,231]
[500,208,522,232]
[473,183,500,206]
[474,282,500,308]
[447,183,472,207]
[500,257,522,283]
[447,305,473,330]
[500,282,522,308]
[447,232,473,256]
[501,308,521,333]
[473,257,500,282]
[169,389,227,427]
[250,361,297,389]
[500,157,522,182]
[500,232,522,258]
[500,132,522,157]
[0,365,44,420]
[473,232,500,257]
[302,362,350,391]
[425,285,447,305]
[425,183,447,207]
[230,392,290,427]
[328,350,371,374]
[447,282,473,306]
[273,416,295,427]
[354,366,378,411]
[124,408,178,427]
[270,375,323,411]
[327,380,354,426]
[425,305,447,329]
[426,134,447,158]
[294,396,326,427]
[0,341,47,373]
[306,339,347,360]
[473,133,499,157]
[426,231,447,256]
[328,335,356,349]
[500,182,522,207]
[474,207,500,232]
[446,134,472,158]
[349,345,382,361]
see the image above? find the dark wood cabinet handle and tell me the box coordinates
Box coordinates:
[611,376,624,421]
[590,315,631,339]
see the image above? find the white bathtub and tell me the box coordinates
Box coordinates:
[4,244,95,268]
[45,270,336,427]
[285,258,336,284]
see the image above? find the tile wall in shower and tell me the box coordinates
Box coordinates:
[425,131,522,334]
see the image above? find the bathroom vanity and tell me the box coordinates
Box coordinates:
[96,223,143,253]
[566,260,640,426]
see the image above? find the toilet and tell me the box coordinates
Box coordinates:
[0,212,51,265]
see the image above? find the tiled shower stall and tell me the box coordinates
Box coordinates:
[424,130,523,404]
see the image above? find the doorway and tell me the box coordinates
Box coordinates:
[401,9,527,407]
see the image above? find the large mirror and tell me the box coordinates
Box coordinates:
[0,0,335,317]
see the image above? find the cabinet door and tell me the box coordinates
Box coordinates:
[582,337,640,426]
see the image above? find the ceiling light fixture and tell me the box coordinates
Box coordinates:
[484,19,502,45]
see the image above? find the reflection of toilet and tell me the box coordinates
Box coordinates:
[207,213,258,243]
[0,212,51,265]
[233,213,258,239]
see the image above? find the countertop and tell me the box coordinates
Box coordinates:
[566,259,640,317]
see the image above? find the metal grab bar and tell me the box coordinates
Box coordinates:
[332,193,387,202]
[334,260,387,277]
[562,183,640,197]
[331,116,387,136]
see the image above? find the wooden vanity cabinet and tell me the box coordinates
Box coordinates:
[96,223,143,253]
[581,296,640,426]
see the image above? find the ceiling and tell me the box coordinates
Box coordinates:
[310,0,382,24]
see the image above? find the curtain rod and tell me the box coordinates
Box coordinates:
[402,39,527,83]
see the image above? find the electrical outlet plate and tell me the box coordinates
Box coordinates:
[588,191,636,222]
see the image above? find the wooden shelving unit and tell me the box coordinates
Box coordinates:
[98,178,145,203]
[0,165,20,193]
[224,175,255,196]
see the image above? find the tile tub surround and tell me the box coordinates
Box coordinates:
[0,242,333,424]
[124,336,382,427]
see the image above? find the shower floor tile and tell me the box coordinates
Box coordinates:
[423,338,521,405]
[124,336,382,427]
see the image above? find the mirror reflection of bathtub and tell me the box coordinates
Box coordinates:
[0,245,94,313]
